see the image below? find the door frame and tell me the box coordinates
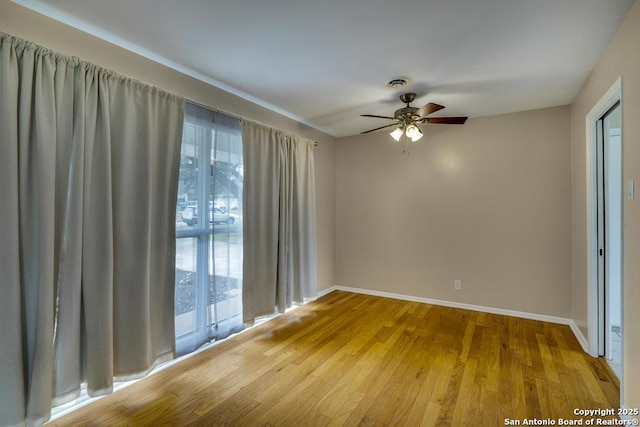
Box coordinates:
[585,76,622,359]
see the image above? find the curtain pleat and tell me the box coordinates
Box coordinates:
[241,121,317,324]
[0,52,25,421]
[291,141,317,303]
[0,33,184,426]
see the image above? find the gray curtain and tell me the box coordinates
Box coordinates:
[241,121,317,324]
[0,33,184,426]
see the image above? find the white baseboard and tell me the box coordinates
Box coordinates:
[569,319,592,355]
[319,285,572,326]
[315,286,336,299]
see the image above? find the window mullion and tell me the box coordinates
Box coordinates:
[210,122,219,335]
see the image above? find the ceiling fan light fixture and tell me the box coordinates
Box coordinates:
[409,130,423,142]
[390,127,404,141]
[405,124,423,142]
[360,93,467,146]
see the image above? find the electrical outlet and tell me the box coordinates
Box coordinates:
[454,280,461,291]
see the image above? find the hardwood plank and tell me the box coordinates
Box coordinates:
[47,291,620,426]
[325,391,366,427]
[420,402,442,427]
[450,358,478,424]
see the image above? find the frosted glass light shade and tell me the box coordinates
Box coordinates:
[390,127,404,141]
[405,124,423,142]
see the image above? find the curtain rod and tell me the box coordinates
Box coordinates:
[186,98,244,121]
[186,98,319,147]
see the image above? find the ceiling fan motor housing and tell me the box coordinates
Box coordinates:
[394,106,419,121]
[395,93,420,120]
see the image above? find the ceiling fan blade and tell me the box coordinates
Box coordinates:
[416,102,445,118]
[423,116,468,125]
[360,123,399,134]
[361,114,396,120]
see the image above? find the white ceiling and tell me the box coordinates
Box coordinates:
[16,0,635,137]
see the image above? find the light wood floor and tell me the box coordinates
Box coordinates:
[48,291,620,426]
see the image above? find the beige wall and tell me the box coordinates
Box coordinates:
[0,1,337,291]
[336,106,572,317]
[570,0,640,411]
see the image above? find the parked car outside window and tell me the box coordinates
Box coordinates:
[181,206,235,226]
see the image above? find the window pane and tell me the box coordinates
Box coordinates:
[209,233,243,334]
[177,123,203,231]
[175,237,198,337]
[209,115,243,339]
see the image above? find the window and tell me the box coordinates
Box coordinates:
[175,103,243,355]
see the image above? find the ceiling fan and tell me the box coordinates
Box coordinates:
[360,93,467,141]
